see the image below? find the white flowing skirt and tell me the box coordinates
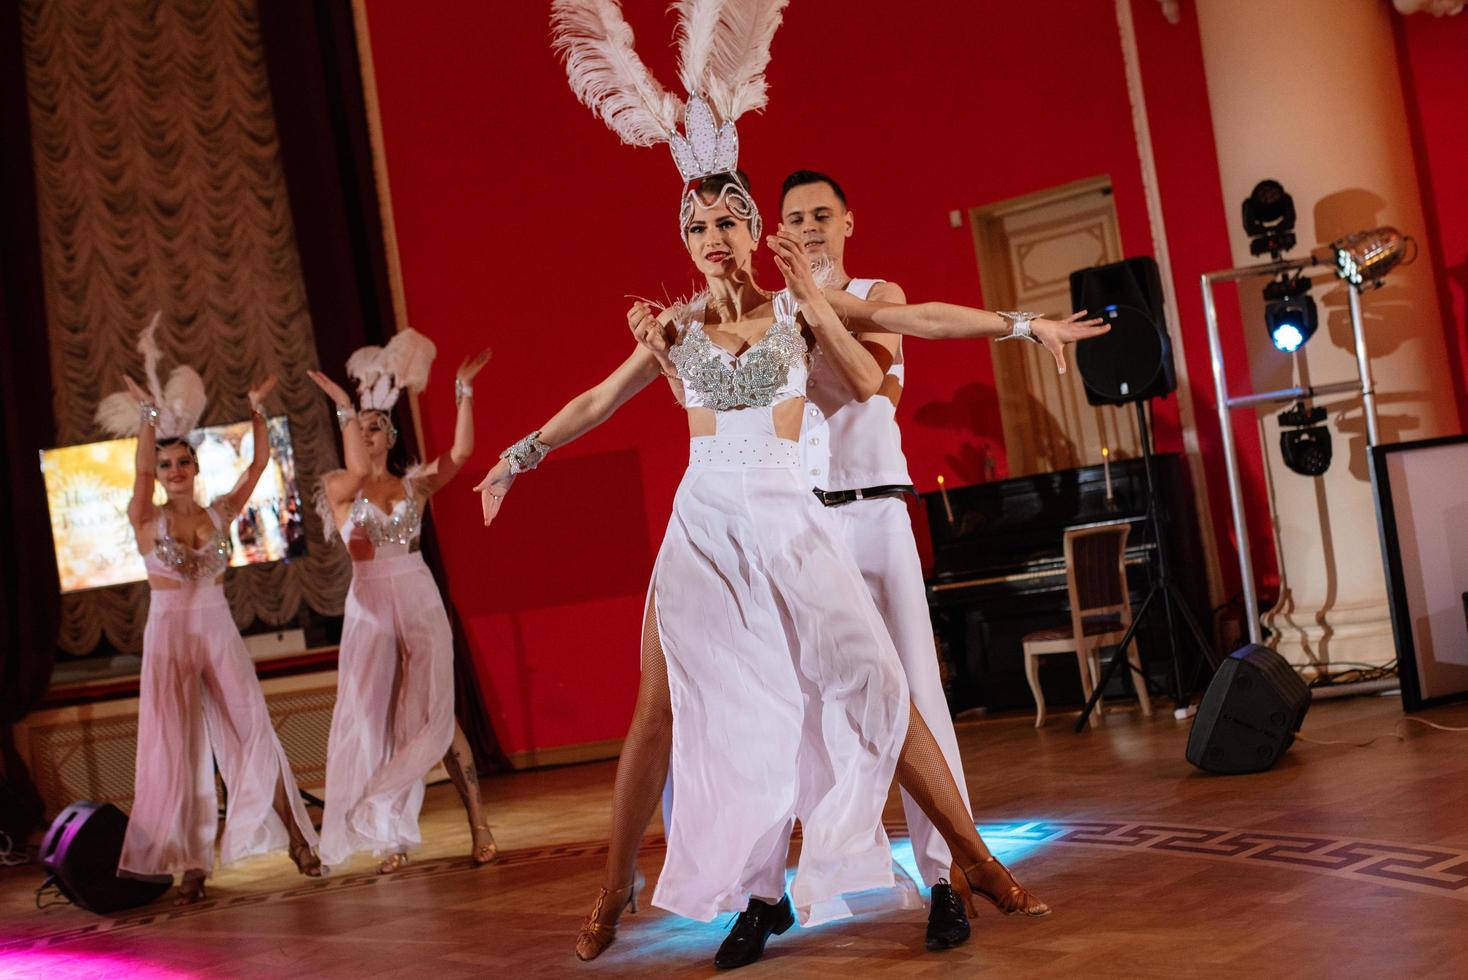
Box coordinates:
[651,434,911,924]
[825,495,972,888]
[319,552,456,866]
[119,585,317,878]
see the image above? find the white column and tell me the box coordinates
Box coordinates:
[1194,0,1458,669]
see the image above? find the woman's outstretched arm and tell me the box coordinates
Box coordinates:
[474,345,664,525]
[122,375,159,545]
[307,370,371,508]
[219,377,279,517]
[411,348,493,498]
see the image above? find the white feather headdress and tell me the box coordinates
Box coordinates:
[345,328,437,413]
[551,0,788,231]
[95,312,208,441]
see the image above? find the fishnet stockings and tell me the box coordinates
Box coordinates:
[895,703,992,867]
[898,704,1048,915]
[600,594,673,892]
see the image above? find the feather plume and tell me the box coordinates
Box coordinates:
[672,0,721,98]
[137,311,165,404]
[551,0,682,146]
[383,329,436,396]
[695,0,788,122]
[346,344,390,409]
[161,366,207,438]
[95,391,142,438]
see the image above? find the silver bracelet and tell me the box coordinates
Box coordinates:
[500,430,551,474]
[140,401,160,428]
[996,310,1043,345]
[335,404,358,429]
[455,378,473,402]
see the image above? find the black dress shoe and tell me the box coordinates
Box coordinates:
[925,879,972,950]
[714,894,795,969]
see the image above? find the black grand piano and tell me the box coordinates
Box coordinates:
[920,452,1210,715]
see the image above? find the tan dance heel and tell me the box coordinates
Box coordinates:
[575,871,644,961]
[958,856,1051,916]
[378,852,410,875]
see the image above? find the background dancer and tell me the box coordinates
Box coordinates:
[102,319,321,904]
[309,332,496,872]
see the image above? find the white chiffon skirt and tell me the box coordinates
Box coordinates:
[119,585,317,878]
[319,552,455,866]
[650,434,911,924]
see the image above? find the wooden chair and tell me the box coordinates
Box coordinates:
[1022,523,1153,727]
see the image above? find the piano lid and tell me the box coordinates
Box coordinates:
[922,454,1181,582]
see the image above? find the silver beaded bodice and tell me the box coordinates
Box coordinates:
[670,293,808,412]
[347,493,422,549]
[153,511,232,581]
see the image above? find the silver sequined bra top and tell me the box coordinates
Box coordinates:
[343,486,422,557]
[145,504,232,582]
[670,289,808,412]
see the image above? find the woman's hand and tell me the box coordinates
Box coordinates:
[627,302,676,373]
[473,458,516,526]
[248,375,277,414]
[1029,311,1111,375]
[766,230,823,303]
[307,370,354,408]
[457,348,493,386]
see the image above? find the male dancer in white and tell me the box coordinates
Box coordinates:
[710,169,975,963]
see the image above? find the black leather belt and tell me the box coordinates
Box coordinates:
[813,484,916,507]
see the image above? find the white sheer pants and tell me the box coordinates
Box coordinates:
[119,586,316,878]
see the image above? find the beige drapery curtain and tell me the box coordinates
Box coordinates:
[21,0,352,654]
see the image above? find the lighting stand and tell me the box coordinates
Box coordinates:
[1201,255,1379,643]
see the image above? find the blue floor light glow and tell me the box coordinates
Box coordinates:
[625,820,1054,953]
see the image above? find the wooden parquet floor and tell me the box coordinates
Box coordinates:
[2,695,1467,979]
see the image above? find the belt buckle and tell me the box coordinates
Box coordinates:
[853,488,865,501]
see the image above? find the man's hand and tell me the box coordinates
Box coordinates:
[1030,311,1110,375]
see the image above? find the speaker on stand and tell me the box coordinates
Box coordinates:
[1069,257,1216,730]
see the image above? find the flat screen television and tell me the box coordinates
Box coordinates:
[40,415,307,593]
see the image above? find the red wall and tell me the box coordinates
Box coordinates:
[1394,11,1468,430]
[360,0,1254,756]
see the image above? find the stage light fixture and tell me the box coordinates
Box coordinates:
[1277,401,1332,476]
[1241,179,1297,258]
[1262,273,1318,353]
[1330,226,1416,290]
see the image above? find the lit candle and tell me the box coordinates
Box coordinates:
[937,474,955,525]
[1102,447,1113,500]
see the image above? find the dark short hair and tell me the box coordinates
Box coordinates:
[780,170,847,209]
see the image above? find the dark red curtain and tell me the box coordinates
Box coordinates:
[0,0,59,817]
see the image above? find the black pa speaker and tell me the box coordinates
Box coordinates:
[1069,256,1177,405]
[39,801,171,913]
[1186,645,1311,774]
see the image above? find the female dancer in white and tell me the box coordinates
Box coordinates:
[309,331,496,872]
[103,322,321,904]
[476,2,1103,962]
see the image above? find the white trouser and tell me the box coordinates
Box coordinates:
[319,552,456,866]
[119,585,316,878]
